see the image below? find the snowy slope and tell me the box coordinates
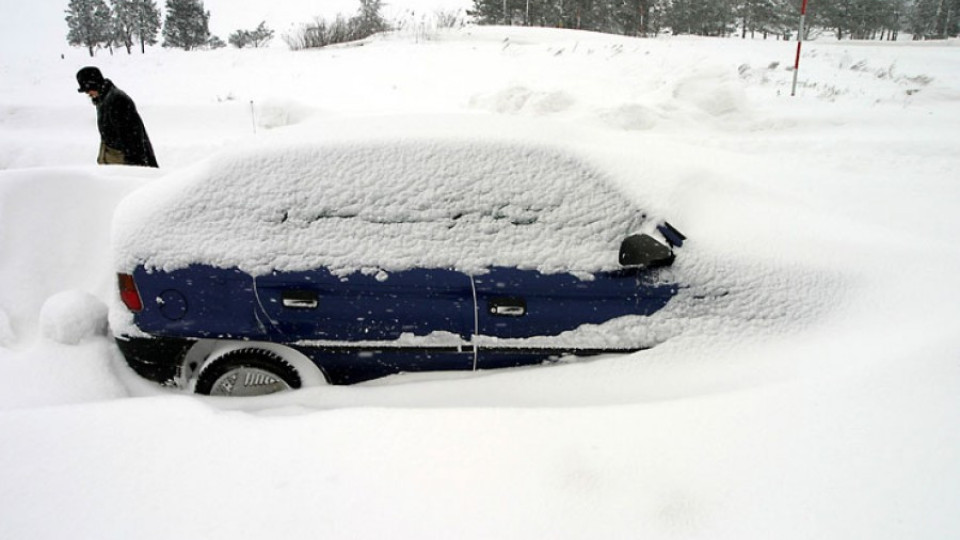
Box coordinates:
[2,15,960,540]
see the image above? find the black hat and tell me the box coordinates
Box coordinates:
[76,66,104,93]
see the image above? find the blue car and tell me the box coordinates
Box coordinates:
[111,136,684,396]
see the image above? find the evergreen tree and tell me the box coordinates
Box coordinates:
[909,0,938,37]
[162,0,210,50]
[357,0,389,35]
[879,0,908,39]
[207,35,227,48]
[130,0,162,53]
[613,0,657,36]
[467,0,508,24]
[665,0,736,35]
[229,21,274,48]
[66,0,113,56]
[112,0,136,53]
[948,0,960,36]
[910,0,960,38]
[738,0,783,38]
[468,0,568,27]
[228,29,250,48]
[810,0,909,39]
[248,21,275,47]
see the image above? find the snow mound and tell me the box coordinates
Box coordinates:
[672,67,747,117]
[113,135,654,277]
[38,290,108,345]
[0,166,155,343]
[469,86,576,115]
[254,98,315,130]
[597,103,660,131]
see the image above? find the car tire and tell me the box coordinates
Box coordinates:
[195,348,302,396]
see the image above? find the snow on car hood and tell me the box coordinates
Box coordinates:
[112,130,651,277]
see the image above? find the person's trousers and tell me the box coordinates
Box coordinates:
[97,142,125,165]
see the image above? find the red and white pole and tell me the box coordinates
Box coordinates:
[791,0,809,96]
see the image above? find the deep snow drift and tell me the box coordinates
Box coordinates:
[2,15,960,540]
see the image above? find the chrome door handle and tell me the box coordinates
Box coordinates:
[491,305,525,316]
[488,298,526,317]
[282,290,318,309]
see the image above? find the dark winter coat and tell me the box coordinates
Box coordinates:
[94,79,158,168]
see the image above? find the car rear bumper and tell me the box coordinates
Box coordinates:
[115,335,195,385]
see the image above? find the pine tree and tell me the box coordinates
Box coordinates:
[910,0,960,38]
[469,0,551,26]
[162,0,210,50]
[229,21,274,48]
[66,0,113,56]
[357,0,388,35]
[737,0,790,38]
[248,21,275,47]
[112,0,136,53]
[467,0,507,24]
[613,0,657,36]
[228,29,250,48]
[131,0,162,53]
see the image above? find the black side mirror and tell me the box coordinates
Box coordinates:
[619,234,674,268]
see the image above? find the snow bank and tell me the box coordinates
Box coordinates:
[0,339,129,411]
[0,166,156,343]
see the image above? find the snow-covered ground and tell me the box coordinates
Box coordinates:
[2,3,960,538]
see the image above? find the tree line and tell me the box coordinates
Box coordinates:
[65,0,213,55]
[65,0,276,56]
[65,0,394,55]
[468,0,960,40]
[66,0,959,57]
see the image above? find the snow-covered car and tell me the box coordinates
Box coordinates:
[111,132,684,396]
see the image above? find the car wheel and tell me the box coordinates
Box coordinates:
[195,348,302,397]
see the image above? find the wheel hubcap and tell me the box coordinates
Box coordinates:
[209,367,292,397]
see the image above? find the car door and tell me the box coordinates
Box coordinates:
[472,266,675,369]
[255,267,475,349]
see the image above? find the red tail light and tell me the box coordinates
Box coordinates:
[118,273,143,312]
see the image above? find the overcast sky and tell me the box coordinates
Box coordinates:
[1,0,66,55]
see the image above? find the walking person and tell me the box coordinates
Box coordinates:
[76,66,158,168]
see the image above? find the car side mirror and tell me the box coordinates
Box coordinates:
[619,234,674,268]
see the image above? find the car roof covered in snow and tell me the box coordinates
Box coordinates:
[112,115,655,277]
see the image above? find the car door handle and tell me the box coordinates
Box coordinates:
[488,297,526,317]
[282,290,318,309]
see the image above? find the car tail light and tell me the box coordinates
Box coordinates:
[118,273,143,312]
